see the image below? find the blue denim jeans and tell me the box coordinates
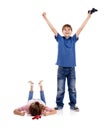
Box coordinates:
[28,90,46,104]
[56,66,77,108]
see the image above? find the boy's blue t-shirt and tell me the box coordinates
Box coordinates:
[55,33,79,67]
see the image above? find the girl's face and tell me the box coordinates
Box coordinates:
[62,26,72,38]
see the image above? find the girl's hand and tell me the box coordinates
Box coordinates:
[20,111,25,116]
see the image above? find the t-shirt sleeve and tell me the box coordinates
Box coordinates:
[73,34,79,42]
[16,104,30,113]
[42,106,54,114]
[55,33,62,42]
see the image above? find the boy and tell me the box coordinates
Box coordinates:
[42,8,97,112]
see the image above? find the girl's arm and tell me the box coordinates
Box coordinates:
[13,104,28,116]
[43,109,57,116]
[13,109,25,116]
[42,12,58,36]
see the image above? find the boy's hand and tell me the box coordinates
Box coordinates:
[88,8,98,14]
[42,12,46,17]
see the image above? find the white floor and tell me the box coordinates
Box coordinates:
[1,104,105,129]
[0,0,105,129]
[1,78,105,129]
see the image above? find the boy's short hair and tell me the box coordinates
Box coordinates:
[62,24,72,31]
[29,102,41,116]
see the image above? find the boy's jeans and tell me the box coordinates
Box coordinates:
[56,66,77,109]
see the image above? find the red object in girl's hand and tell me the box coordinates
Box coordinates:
[32,115,41,120]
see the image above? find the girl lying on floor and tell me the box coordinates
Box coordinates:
[13,80,57,117]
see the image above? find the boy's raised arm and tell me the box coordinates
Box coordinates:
[42,12,58,36]
[76,8,98,37]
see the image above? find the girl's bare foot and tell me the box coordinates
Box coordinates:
[28,81,34,85]
[38,80,43,91]
[38,80,43,86]
[28,81,34,91]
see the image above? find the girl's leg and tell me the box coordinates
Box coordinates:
[38,80,46,104]
[28,81,34,101]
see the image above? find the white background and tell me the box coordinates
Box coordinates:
[0,0,105,129]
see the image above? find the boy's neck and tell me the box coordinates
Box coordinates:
[64,36,70,39]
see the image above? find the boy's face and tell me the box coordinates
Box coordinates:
[62,26,72,38]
